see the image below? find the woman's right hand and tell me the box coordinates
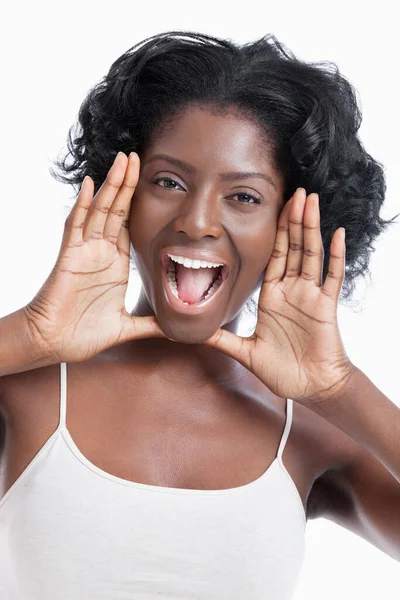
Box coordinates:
[24,151,167,363]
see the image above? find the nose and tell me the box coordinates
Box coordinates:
[172,188,224,240]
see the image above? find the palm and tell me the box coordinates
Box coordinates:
[248,271,343,400]
[203,189,353,404]
[26,152,165,363]
[48,236,131,354]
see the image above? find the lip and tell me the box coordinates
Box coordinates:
[159,247,230,280]
[159,251,230,314]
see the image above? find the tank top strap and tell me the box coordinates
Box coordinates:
[59,362,67,430]
[277,398,293,459]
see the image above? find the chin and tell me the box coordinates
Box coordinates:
[157,317,218,345]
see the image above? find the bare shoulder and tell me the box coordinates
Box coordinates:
[0,363,69,479]
[0,363,61,424]
[0,356,363,522]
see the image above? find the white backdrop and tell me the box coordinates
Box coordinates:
[1,1,399,597]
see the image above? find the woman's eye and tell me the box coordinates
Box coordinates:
[152,177,184,191]
[152,177,261,205]
[233,192,262,205]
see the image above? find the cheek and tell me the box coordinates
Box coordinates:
[239,224,277,273]
[128,205,141,244]
[128,195,156,250]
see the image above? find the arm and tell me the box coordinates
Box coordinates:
[0,307,55,378]
[308,366,400,562]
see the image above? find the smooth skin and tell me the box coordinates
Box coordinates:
[203,186,354,406]
[129,106,287,351]
[25,152,167,364]
[4,104,399,566]
[26,105,352,410]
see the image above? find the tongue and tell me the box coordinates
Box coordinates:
[175,263,220,304]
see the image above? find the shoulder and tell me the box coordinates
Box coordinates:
[0,363,62,423]
[0,350,127,421]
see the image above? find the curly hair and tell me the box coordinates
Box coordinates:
[50,30,399,316]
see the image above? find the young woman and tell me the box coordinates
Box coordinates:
[0,30,399,599]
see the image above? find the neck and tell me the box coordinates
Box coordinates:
[128,287,245,384]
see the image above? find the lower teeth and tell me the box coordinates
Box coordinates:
[166,263,222,304]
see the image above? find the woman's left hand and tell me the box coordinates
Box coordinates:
[202,188,356,407]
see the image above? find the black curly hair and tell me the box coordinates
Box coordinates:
[50,30,399,317]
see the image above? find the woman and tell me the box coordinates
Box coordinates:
[0,30,399,599]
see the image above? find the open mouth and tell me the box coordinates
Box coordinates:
[160,253,229,310]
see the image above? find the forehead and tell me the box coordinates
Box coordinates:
[143,105,276,173]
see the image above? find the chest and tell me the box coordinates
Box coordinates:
[0,361,325,514]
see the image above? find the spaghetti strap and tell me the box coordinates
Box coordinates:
[59,362,67,430]
[277,398,293,459]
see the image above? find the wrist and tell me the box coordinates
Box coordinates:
[0,307,58,377]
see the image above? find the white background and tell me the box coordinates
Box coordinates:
[1,0,399,596]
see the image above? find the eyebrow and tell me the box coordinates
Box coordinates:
[144,153,277,191]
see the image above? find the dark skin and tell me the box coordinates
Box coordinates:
[0,104,339,518]
[128,104,286,384]
[2,104,399,564]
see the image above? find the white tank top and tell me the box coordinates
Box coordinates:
[0,362,306,599]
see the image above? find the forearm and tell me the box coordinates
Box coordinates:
[0,307,56,377]
[307,366,400,484]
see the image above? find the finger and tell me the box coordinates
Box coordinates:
[285,188,307,278]
[119,313,168,343]
[116,217,131,259]
[103,152,139,252]
[82,152,128,242]
[262,193,293,285]
[301,193,324,287]
[64,176,94,246]
[321,228,346,300]
[201,327,251,369]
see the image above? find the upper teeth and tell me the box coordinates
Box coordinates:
[167,253,224,269]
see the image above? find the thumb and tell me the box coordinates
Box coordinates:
[120,312,168,343]
[202,328,251,368]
